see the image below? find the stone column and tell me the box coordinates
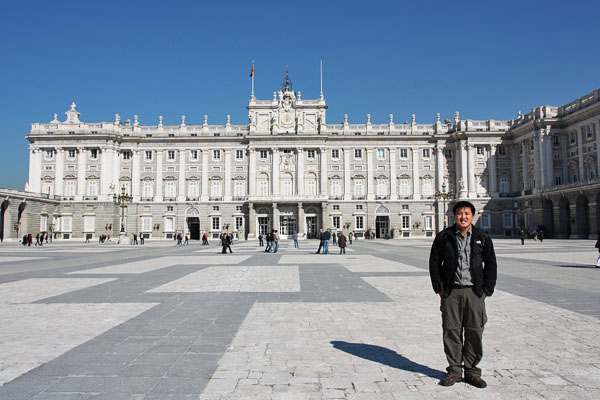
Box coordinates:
[297,148,304,196]
[390,148,397,198]
[131,150,140,201]
[201,149,209,201]
[272,202,280,231]
[412,148,420,200]
[112,146,120,193]
[578,128,585,180]
[367,149,374,200]
[344,148,351,200]
[224,149,232,201]
[298,202,305,236]
[155,151,163,201]
[321,202,328,230]
[510,146,519,192]
[28,146,40,193]
[77,147,87,200]
[454,143,462,197]
[533,133,542,189]
[100,147,113,200]
[561,135,568,184]
[272,149,279,196]
[521,141,529,192]
[248,202,256,239]
[320,147,328,196]
[55,147,64,196]
[544,130,554,187]
[435,145,444,191]
[489,144,498,197]
[178,150,186,202]
[459,142,468,197]
[248,149,256,197]
[467,144,476,198]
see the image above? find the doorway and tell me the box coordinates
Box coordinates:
[306,216,317,238]
[258,216,270,235]
[376,216,390,238]
[279,216,297,235]
[187,217,200,240]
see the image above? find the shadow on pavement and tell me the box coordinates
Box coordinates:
[330,341,445,379]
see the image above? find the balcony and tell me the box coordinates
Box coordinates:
[83,196,98,201]
[329,195,343,200]
[375,195,390,200]
[140,197,154,202]
[352,195,366,200]
[186,196,199,201]
[164,197,176,202]
[209,196,223,201]
[60,196,75,201]
[232,196,246,201]
[398,195,413,200]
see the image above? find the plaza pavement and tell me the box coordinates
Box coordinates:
[0,237,599,399]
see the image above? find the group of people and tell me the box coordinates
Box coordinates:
[315,228,351,254]
[129,232,146,245]
[519,228,545,245]
[97,234,110,243]
[258,230,280,253]
[21,232,50,246]
[220,232,235,253]
[175,233,189,245]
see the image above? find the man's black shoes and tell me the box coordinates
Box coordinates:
[464,375,487,388]
[439,374,461,386]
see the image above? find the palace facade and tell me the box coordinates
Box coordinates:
[1,76,599,241]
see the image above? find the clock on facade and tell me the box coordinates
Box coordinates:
[281,112,294,125]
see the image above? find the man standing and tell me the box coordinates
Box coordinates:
[429,201,497,389]
[273,230,280,253]
[315,229,324,254]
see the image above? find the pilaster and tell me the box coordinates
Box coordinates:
[412,147,420,200]
[272,148,279,196]
[272,202,280,231]
[435,145,443,191]
[343,149,351,200]
[367,149,374,200]
[533,132,542,190]
[298,202,305,236]
[248,149,256,197]
[55,147,64,196]
[390,148,397,197]
[489,144,498,197]
[131,150,140,201]
[224,149,232,201]
[297,148,304,196]
[467,143,476,198]
[178,149,186,202]
[248,202,256,239]
[77,147,87,200]
[201,149,209,201]
[155,151,163,201]
[521,141,529,193]
[577,128,585,180]
[320,147,328,196]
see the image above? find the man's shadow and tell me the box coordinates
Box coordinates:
[331,341,445,379]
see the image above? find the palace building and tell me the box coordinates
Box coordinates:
[1,74,599,241]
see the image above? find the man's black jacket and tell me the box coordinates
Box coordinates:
[429,224,497,297]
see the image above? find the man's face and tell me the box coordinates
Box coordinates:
[454,207,474,231]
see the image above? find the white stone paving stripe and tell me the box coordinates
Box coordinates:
[0,302,157,386]
[0,278,117,304]
[499,251,598,265]
[67,255,251,274]
[278,254,422,272]
[0,256,49,263]
[148,265,300,293]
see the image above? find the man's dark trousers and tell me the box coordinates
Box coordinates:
[441,287,487,378]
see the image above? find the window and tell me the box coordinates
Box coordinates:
[499,177,509,193]
[167,206,174,212]
[503,214,513,228]
[167,150,175,161]
[165,181,176,198]
[477,176,488,195]
[43,182,52,195]
[332,216,341,229]
[402,215,410,229]
[377,149,385,160]
[354,180,364,196]
[354,149,363,159]
[333,205,340,211]
[553,136,560,146]
[307,150,316,159]
[62,216,72,232]
[236,206,243,211]
[235,216,244,230]
[234,181,244,197]
[213,206,220,211]
[422,149,430,159]
[402,204,409,210]
[307,180,317,196]
[90,149,98,159]
[210,181,222,197]
[355,215,364,230]
[422,179,433,196]
[40,215,48,232]
[190,150,198,161]
[259,180,269,196]
[212,216,220,231]
[330,180,341,197]
[67,149,76,159]
[144,151,152,161]
[45,150,54,160]
[236,150,244,160]
[480,214,490,229]
[282,180,293,196]
[376,179,388,196]
[569,132,576,144]
[586,126,593,138]
[259,150,268,160]
[555,176,563,185]
[476,146,485,156]
[497,146,506,156]
[213,150,221,161]
[331,149,339,159]
[87,180,98,196]
[64,180,75,196]
[142,216,152,232]
[188,181,199,197]
[399,149,408,159]
[356,205,363,210]
[165,217,174,232]
[84,215,95,232]
[444,149,452,159]
[142,181,153,198]
[399,179,410,195]
[123,151,131,160]
[424,216,432,230]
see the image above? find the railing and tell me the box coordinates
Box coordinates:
[140,197,154,202]
[329,195,343,200]
[163,197,176,201]
[398,195,413,200]
[186,196,199,201]
[352,195,366,200]
[209,196,222,201]
[375,195,390,200]
[232,196,246,201]
[60,196,75,201]
[83,196,97,201]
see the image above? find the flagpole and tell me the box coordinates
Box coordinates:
[251,60,255,99]
[320,59,323,99]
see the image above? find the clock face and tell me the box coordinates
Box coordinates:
[281,112,294,125]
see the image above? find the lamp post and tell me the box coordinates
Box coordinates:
[434,182,454,230]
[113,186,132,243]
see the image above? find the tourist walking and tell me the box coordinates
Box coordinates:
[519,229,526,245]
[338,232,347,254]
[35,233,40,246]
[184,234,189,245]
[265,231,273,252]
[429,200,497,389]
[322,228,331,254]
[332,232,337,246]
[293,232,299,248]
[315,229,324,254]
[273,230,280,253]
[348,231,353,245]
[139,232,144,245]
[258,233,264,247]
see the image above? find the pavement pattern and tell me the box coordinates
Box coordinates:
[0,237,599,399]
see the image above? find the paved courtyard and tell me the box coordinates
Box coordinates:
[0,237,599,399]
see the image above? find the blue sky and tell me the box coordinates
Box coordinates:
[1,0,599,189]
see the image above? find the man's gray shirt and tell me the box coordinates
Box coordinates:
[454,226,473,286]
